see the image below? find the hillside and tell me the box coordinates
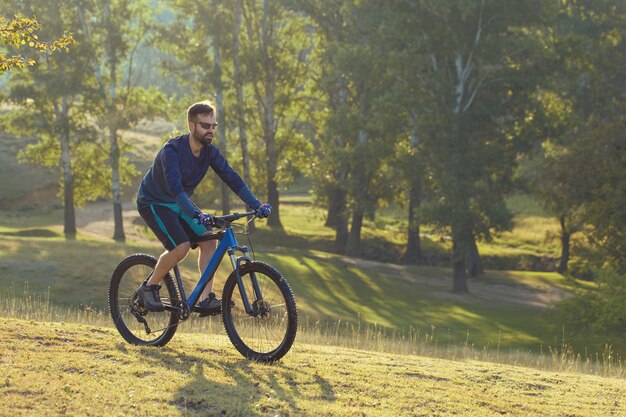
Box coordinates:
[1,318,624,417]
[1,226,609,355]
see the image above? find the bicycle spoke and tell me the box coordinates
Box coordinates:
[109,254,179,346]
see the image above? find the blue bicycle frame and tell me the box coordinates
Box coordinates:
[168,220,261,317]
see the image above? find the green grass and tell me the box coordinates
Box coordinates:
[0,218,622,358]
[1,318,624,416]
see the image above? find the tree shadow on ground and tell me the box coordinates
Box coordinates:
[135,346,335,416]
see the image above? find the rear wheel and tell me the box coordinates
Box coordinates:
[109,253,179,346]
[222,262,297,362]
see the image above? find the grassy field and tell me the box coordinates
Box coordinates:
[1,318,624,417]
[0,223,609,353]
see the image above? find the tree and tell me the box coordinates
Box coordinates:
[1,2,88,239]
[76,0,165,242]
[525,0,626,273]
[240,0,312,228]
[399,0,552,292]
[289,0,352,249]
[293,0,399,255]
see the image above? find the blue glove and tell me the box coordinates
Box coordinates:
[255,203,272,219]
[194,213,213,227]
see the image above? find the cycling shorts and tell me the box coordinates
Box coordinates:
[138,203,209,251]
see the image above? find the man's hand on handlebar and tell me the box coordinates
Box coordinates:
[195,212,214,227]
[255,203,272,219]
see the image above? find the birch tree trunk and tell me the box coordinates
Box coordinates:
[451,109,469,292]
[261,0,282,228]
[234,0,254,231]
[104,1,125,242]
[212,26,230,214]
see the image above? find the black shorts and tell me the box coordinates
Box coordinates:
[138,203,209,251]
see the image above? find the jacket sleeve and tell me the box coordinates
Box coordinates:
[210,147,261,209]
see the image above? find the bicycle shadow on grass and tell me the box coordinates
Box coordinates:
[134,345,335,415]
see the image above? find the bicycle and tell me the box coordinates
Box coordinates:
[108,211,298,363]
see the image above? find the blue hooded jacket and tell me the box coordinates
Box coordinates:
[137,134,260,217]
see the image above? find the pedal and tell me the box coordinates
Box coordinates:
[194,300,235,317]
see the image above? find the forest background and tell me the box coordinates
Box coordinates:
[0,0,624,358]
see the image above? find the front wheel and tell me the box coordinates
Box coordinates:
[222,262,298,362]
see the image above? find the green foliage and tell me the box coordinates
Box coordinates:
[557,269,626,339]
[0,15,74,73]
[1,0,120,212]
[522,0,626,273]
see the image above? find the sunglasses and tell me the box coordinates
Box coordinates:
[195,121,218,130]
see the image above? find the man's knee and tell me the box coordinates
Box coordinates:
[167,242,191,262]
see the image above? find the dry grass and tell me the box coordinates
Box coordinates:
[1,317,624,417]
[1,290,623,380]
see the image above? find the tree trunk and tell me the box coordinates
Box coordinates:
[325,183,344,229]
[265,126,282,228]
[400,177,422,263]
[344,128,369,257]
[452,232,469,293]
[234,0,254,231]
[345,206,364,257]
[110,126,125,242]
[58,96,76,239]
[267,177,281,228]
[465,233,483,277]
[261,0,282,229]
[334,201,349,253]
[450,85,469,292]
[400,113,422,263]
[557,215,570,274]
[104,0,124,242]
[212,14,229,215]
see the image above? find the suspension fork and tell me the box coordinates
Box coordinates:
[228,247,263,315]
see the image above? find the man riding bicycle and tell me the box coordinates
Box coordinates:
[136,100,270,316]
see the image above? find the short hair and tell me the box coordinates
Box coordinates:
[187,101,215,122]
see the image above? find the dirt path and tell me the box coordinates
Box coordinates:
[75,201,151,243]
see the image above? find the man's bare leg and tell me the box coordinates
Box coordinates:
[147,242,191,286]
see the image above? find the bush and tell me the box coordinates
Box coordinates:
[556,268,626,338]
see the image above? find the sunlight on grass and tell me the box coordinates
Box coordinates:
[1,289,622,379]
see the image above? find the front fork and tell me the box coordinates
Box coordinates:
[228,246,264,316]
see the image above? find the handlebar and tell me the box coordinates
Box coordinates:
[192,210,258,228]
[213,211,257,224]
